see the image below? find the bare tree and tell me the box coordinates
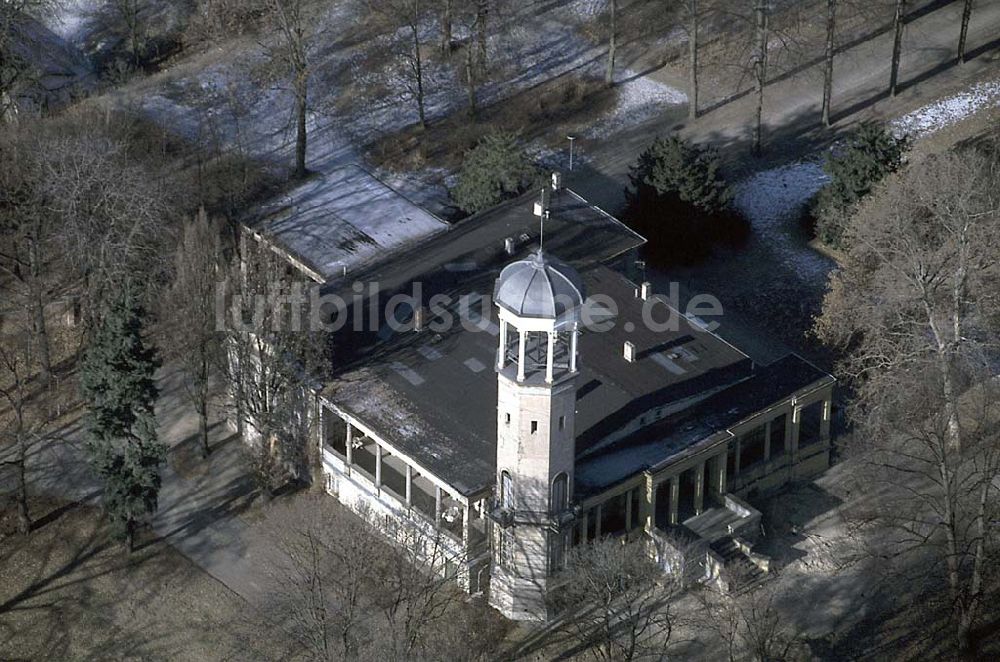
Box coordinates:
[957,0,975,64]
[701,581,800,662]
[366,521,466,659]
[0,129,57,385]
[222,234,327,497]
[685,0,700,120]
[551,537,679,661]
[0,0,53,122]
[108,0,146,67]
[605,0,617,87]
[269,502,384,661]
[821,0,836,127]
[439,0,452,55]
[162,209,224,458]
[888,0,905,97]
[814,150,1000,652]
[262,0,313,178]
[367,0,432,131]
[0,328,47,535]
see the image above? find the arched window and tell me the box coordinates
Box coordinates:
[500,471,513,509]
[551,473,568,513]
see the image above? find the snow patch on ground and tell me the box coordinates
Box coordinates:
[586,71,688,139]
[733,160,831,279]
[891,79,1000,138]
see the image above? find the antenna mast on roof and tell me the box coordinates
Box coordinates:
[541,210,550,252]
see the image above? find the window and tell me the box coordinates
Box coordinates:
[505,412,511,425]
[551,473,568,513]
[500,471,513,509]
[530,420,538,434]
[558,415,565,430]
[548,532,566,574]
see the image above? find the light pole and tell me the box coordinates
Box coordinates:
[567,135,576,171]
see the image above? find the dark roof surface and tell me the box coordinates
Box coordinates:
[317,187,831,498]
[573,355,834,497]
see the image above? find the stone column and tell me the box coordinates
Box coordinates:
[462,502,471,549]
[821,399,832,440]
[669,476,679,525]
[375,444,382,489]
[517,330,527,381]
[546,331,555,383]
[579,508,590,542]
[405,464,413,506]
[716,452,728,495]
[570,327,579,373]
[594,504,603,539]
[497,320,507,369]
[435,486,443,528]
[790,404,803,460]
[694,463,705,515]
[644,478,655,531]
[345,422,353,473]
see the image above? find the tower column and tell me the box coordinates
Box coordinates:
[517,330,527,381]
[498,320,508,369]
[570,327,579,373]
[545,331,555,383]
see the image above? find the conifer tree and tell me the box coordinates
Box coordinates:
[814,122,907,248]
[80,291,165,552]
[451,131,540,214]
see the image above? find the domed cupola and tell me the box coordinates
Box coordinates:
[493,250,585,319]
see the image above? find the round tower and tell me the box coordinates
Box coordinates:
[489,249,584,621]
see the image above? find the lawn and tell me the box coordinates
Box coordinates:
[0,496,299,661]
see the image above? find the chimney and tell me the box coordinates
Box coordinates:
[624,341,636,363]
[413,306,426,332]
[639,282,652,300]
[551,171,562,190]
[504,237,516,255]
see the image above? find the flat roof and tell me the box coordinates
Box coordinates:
[321,186,765,496]
[574,354,835,497]
[249,165,449,281]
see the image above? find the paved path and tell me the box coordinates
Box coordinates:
[2,364,293,609]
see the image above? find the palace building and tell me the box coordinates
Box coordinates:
[241,166,835,621]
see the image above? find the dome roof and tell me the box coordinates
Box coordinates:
[494,250,585,319]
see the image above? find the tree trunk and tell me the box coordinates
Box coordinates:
[822,0,836,127]
[957,0,974,63]
[16,435,31,534]
[752,0,768,155]
[125,520,136,553]
[411,21,427,130]
[28,237,52,386]
[889,0,905,97]
[476,0,488,73]
[295,75,308,178]
[199,398,210,458]
[440,0,452,55]
[687,0,698,120]
[465,43,477,118]
[605,0,617,87]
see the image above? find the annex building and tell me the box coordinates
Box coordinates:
[242,165,835,621]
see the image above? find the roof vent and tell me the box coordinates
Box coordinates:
[504,237,516,255]
[413,307,427,332]
[638,282,652,300]
[624,341,636,363]
[551,172,562,190]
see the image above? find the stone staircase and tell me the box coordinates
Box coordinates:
[709,536,768,591]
